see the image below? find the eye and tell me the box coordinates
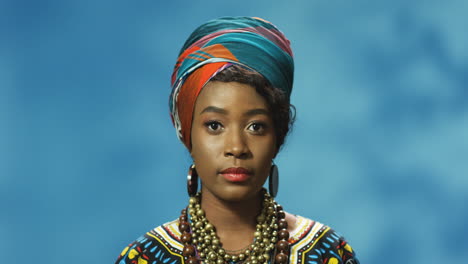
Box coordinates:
[247,122,266,133]
[204,121,223,132]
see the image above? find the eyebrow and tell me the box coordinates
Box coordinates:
[200,106,228,115]
[244,108,270,117]
[199,106,269,116]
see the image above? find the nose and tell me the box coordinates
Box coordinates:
[224,129,250,159]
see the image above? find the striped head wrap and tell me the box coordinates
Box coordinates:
[170,16,294,149]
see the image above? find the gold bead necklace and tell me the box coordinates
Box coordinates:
[178,189,290,264]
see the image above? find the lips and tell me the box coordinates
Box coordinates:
[220,167,252,182]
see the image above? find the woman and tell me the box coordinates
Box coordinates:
[116,17,359,264]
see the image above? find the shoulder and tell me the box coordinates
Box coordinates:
[288,215,360,264]
[115,219,185,264]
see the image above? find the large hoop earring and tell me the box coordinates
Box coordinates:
[187,164,198,197]
[269,163,279,198]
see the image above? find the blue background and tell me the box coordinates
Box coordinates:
[1,0,467,263]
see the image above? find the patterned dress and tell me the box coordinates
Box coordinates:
[115,215,359,264]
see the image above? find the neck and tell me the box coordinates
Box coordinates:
[199,188,263,250]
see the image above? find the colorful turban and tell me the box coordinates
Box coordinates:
[170,16,294,149]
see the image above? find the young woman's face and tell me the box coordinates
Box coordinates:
[191,81,277,202]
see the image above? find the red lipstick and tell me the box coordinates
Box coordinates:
[220,167,252,182]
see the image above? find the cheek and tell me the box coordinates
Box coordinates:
[191,129,222,165]
[250,138,276,169]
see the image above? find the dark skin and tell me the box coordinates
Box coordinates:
[190,81,296,251]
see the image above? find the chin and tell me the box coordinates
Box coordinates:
[211,185,263,203]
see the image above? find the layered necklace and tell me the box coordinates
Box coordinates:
[178,189,290,264]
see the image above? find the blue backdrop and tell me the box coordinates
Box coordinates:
[1,0,467,263]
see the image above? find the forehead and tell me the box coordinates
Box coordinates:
[195,81,269,112]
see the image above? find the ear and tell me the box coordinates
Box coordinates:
[272,151,278,159]
[272,145,280,159]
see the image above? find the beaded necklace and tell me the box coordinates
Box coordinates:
[178,190,290,264]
